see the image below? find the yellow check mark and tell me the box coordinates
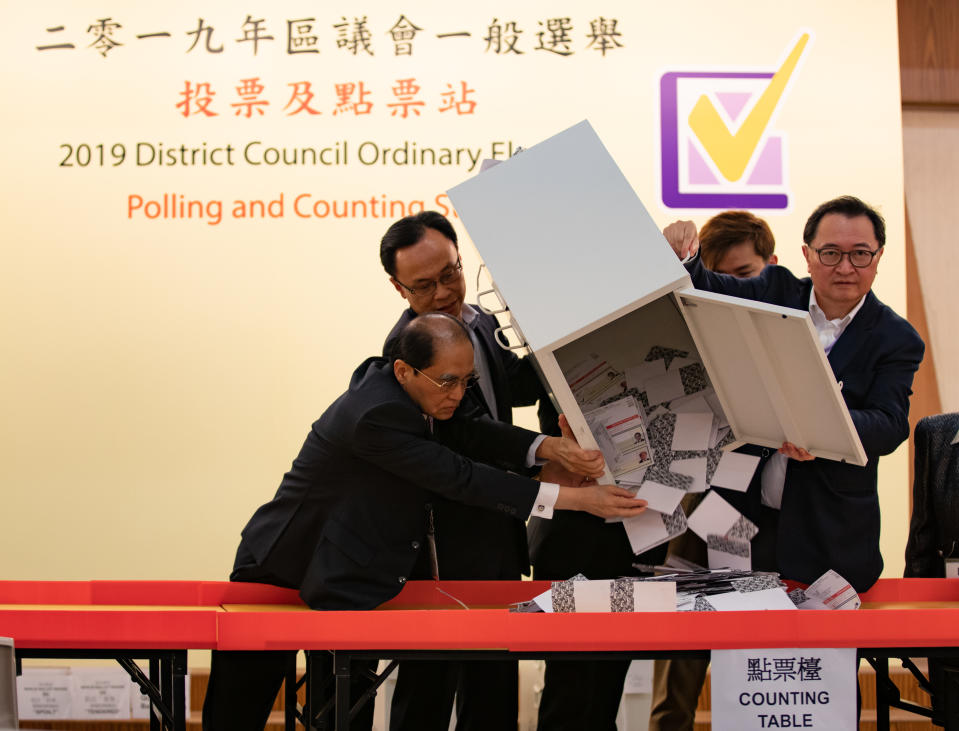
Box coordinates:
[688,34,809,182]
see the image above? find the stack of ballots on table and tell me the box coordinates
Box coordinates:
[513,569,861,613]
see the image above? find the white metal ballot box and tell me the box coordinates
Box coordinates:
[446,121,864,549]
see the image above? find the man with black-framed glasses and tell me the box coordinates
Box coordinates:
[380,211,559,731]
[661,195,924,596]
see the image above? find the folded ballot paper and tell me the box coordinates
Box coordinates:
[513,575,677,613]
[513,569,860,613]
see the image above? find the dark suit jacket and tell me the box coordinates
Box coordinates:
[687,257,924,591]
[232,357,541,610]
[905,413,959,578]
[384,306,557,579]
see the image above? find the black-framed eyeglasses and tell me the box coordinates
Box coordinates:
[394,259,463,298]
[808,246,880,268]
[413,367,479,392]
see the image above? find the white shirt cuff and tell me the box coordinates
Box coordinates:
[527,434,549,467]
[529,482,560,519]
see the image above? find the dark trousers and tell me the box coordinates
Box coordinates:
[537,658,631,731]
[389,504,522,731]
[530,513,668,731]
[202,649,376,731]
[389,658,518,731]
[649,496,709,731]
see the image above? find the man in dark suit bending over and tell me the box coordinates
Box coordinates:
[381,212,558,731]
[202,313,646,731]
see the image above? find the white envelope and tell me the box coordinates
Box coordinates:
[672,411,714,452]
[687,491,754,541]
[706,587,797,611]
[635,480,686,514]
[710,451,761,492]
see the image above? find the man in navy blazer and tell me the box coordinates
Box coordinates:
[664,195,924,592]
[202,313,644,731]
[905,412,959,724]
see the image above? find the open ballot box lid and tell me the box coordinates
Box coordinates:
[447,120,866,471]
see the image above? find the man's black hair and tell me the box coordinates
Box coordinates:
[803,196,886,247]
[380,211,458,276]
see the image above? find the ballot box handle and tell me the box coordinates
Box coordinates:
[477,288,508,315]
[494,324,528,352]
[476,264,509,316]
[474,264,527,351]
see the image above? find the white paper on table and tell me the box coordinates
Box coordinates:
[672,411,714,452]
[634,581,678,611]
[707,587,797,611]
[634,480,686,514]
[573,580,614,612]
[530,587,553,613]
[802,569,861,610]
[687,491,752,541]
[710,451,761,492]
[626,360,666,391]
[645,370,685,406]
[791,595,830,610]
[672,457,708,493]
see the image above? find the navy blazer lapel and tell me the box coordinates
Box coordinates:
[826,291,879,377]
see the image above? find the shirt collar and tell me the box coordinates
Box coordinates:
[808,288,866,327]
[952,428,959,446]
[460,302,478,325]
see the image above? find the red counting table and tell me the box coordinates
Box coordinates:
[2,579,957,730]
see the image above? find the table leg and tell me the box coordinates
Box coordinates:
[874,658,890,731]
[171,651,187,731]
[286,652,297,731]
[334,651,351,731]
[149,658,161,731]
[943,664,959,731]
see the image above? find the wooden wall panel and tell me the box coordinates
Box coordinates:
[899,0,959,104]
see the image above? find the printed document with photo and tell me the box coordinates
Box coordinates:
[565,353,625,408]
[584,395,653,482]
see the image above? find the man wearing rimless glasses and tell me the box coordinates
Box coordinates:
[202,313,642,731]
[380,212,561,731]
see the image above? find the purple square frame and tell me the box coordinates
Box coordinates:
[660,71,788,209]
